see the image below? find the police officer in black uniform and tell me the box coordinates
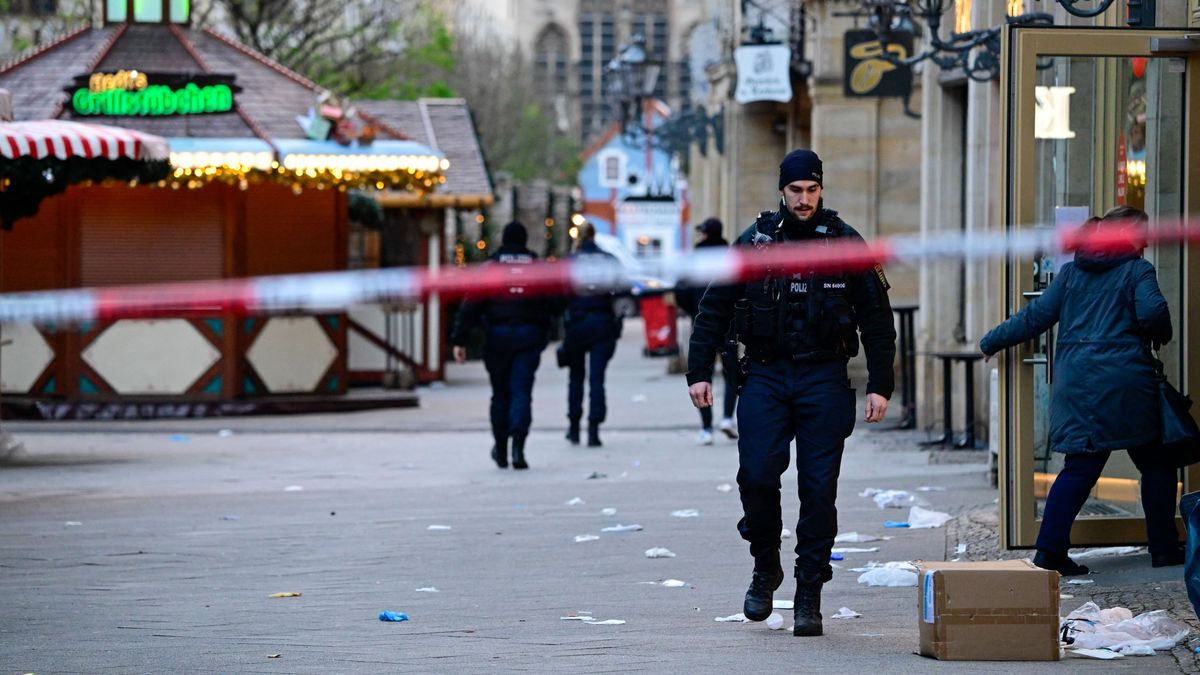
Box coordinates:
[451,221,558,470]
[687,149,896,637]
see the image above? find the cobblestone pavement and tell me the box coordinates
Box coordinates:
[0,321,1194,673]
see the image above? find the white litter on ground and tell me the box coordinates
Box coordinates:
[415,587,439,593]
[715,613,749,622]
[781,528,793,539]
[1071,546,1145,559]
[601,508,617,516]
[427,525,452,531]
[284,485,304,492]
[831,547,879,554]
[632,394,647,403]
[601,524,642,533]
[63,521,82,527]
[660,579,688,587]
[855,561,918,587]
[574,534,600,543]
[916,486,946,492]
[773,599,793,610]
[871,489,921,509]
[560,613,593,620]
[1072,648,1123,659]
[217,429,234,437]
[566,497,585,506]
[907,505,952,529]
[834,532,888,543]
[670,509,700,518]
[716,483,734,493]
[766,613,785,630]
[645,547,676,558]
[1062,601,1190,653]
[955,543,967,555]
[1066,579,1095,585]
[831,607,862,619]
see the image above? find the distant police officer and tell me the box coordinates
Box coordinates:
[563,222,621,447]
[686,149,896,637]
[452,221,558,470]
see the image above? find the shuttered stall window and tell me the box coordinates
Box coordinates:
[80,185,224,286]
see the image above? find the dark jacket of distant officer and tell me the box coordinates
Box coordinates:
[451,221,557,470]
[686,148,896,638]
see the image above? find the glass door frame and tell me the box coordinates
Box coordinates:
[1000,25,1200,549]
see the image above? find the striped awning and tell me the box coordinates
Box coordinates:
[0,120,169,161]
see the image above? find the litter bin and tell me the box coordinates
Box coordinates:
[639,293,679,357]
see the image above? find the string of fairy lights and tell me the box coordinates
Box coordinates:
[166,150,449,193]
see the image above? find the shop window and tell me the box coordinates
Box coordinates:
[598,150,626,188]
[106,0,189,24]
[133,0,163,22]
[169,0,189,23]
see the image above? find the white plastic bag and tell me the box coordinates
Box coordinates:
[907,505,952,529]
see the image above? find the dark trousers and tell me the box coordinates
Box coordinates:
[735,359,855,584]
[483,324,546,446]
[1036,445,1179,556]
[565,314,617,426]
[699,353,738,429]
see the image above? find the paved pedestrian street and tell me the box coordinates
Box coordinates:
[1,324,1195,673]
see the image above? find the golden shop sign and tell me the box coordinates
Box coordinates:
[843,30,913,98]
[66,71,241,117]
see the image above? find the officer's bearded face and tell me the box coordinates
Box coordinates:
[781,180,822,221]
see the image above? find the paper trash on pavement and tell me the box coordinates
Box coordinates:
[574,534,600,543]
[831,547,879,554]
[660,579,688,587]
[856,561,918,587]
[566,497,585,506]
[872,490,921,509]
[773,599,793,610]
[766,613,785,630]
[716,483,734,493]
[831,607,862,619]
[715,613,749,622]
[670,509,700,518]
[907,505,952,529]
[600,523,642,533]
[560,613,594,620]
[1071,648,1124,660]
[645,547,676,558]
[1062,601,1190,652]
[601,508,617,516]
[834,532,888,543]
[427,525,452,531]
[1066,579,1094,585]
[414,587,439,593]
[1071,546,1145,559]
[583,619,626,625]
[916,486,946,492]
[781,528,793,539]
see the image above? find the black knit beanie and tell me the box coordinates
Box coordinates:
[778,149,823,189]
[501,221,528,246]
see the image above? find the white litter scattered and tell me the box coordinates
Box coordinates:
[1071,546,1145,559]
[831,547,879,554]
[907,505,952,529]
[1061,594,1074,600]
[574,534,600,543]
[645,547,676,558]
[560,613,593,621]
[716,483,734,493]
[566,497,585,506]
[781,528,793,539]
[955,543,967,555]
[632,394,647,403]
[1072,648,1123,660]
[1066,579,1095,585]
[427,525,452,531]
[601,508,617,516]
[415,587,439,593]
[284,485,304,492]
[858,488,881,497]
[831,607,862,619]
[773,599,793,610]
[871,489,920,509]
[715,613,749,623]
[601,523,642,533]
[766,613,785,630]
[217,429,234,437]
[670,509,700,518]
[1062,601,1190,653]
[834,532,888,543]
[856,561,919,587]
[916,486,946,492]
[584,619,626,625]
[1117,645,1157,656]
[63,521,82,527]
[660,579,688,588]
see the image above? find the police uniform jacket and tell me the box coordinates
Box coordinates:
[980,247,1171,454]
[450,244,557,345]
[686,206,897,399]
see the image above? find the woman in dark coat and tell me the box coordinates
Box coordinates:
[979,206,1182,575]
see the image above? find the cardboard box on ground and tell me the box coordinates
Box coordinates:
[915,560,1060,661]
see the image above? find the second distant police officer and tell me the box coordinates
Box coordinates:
[687,149,896,637]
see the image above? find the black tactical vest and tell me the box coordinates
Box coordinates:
[732,210,860,362]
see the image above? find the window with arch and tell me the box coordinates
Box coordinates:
[534,24,569,97]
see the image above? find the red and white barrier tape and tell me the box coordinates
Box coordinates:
[1,219,1197,326]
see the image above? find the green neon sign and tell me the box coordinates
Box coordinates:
[72,82,233,117]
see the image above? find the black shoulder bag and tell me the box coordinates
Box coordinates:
[1152,352,1200,467]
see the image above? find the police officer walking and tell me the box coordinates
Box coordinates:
[686,149,896,636]
[563,222,622,447]
[451,221,558,470]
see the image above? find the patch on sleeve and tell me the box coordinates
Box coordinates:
[873,263,891,291]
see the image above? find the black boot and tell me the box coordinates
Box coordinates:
[1032,549,1089,576]
[793,582,823,636]
[743,551,784,621]
[490,438,508,469]
[511,436,529,470]
[1151,544,1185,568]
[587,424,602,447]
[566,419,581,445]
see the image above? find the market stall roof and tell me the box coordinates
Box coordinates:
[1,118,168,160]
[357,99,493,208]
[0,25,444,191]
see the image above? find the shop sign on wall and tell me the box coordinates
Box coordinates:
[733,44,792,104]
[67,71,240,116]
[843,30,913,98]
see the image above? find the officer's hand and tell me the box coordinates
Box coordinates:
[453,346,467,364]
[689,382,714,409]
[864,393,888,423]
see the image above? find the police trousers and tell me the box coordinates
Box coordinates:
[565,313,618,425]
[736,358,856,584]
[483,324,546,445]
